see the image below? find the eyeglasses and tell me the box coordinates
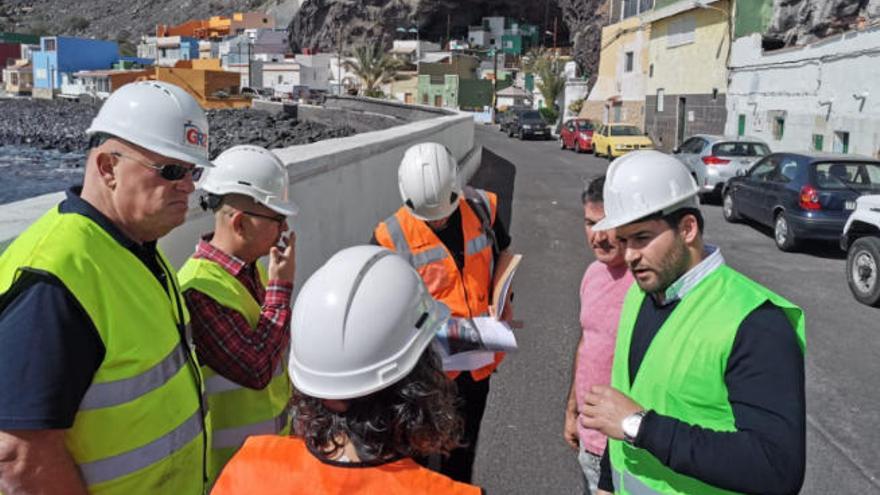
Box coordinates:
[241,210,287,225]
[110,152,203,181]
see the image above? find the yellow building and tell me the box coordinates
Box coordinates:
[582,14,652,129]
[643,0,731,150]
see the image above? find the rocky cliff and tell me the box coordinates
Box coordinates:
[765,0,880,47]
[0,0,298,45]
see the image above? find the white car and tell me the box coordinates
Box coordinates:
[841,194,880,307]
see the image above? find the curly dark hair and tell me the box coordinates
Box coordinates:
[290,346,463,463]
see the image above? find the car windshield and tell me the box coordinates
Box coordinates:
[813,162,880,192]
[610,125,642,136]
[576,121,595,131]
[713,142,770,157]
[521,111,543,121]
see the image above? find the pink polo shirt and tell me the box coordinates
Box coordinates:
[575,260,633,456]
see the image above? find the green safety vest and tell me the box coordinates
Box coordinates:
[178,257,292,484]
[609,265,806,495]
[0,207,208,494]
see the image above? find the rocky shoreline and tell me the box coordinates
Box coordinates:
[0,98,358,159]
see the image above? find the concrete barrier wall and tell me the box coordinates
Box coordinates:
[0,109,477,289]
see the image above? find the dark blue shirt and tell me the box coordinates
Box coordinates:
[0,188,169,429]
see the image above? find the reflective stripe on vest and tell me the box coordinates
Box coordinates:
[609,265,805,494]
[613,468,662,495]
[79,408,204,485]
[79,342,189,410]
[178,255,292,483]
[0,206,206,494]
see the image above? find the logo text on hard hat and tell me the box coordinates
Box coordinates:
[184,122,208,150]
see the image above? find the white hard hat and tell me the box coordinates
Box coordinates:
[398,142,462,221]
[201,145,298,216]
[593,150,699,231]
[289,245,450,400]
[86,81,212,169]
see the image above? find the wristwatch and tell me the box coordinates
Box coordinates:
[622,410,647,445]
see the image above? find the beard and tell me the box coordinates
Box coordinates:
[634,235,691,295]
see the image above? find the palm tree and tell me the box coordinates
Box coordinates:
[343,45,402,98]
[524,48,567,124]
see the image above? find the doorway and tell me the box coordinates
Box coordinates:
[676,96,687,146]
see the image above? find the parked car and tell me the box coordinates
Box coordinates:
[592,124,654,158]
[509,110,551,140]
[841,195,880,306]
[722,152,880,251]
[673,135,771,199]
[559,118,597,153]
[499,108,526,135]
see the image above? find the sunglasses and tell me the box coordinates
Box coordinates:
[110,152,203,181]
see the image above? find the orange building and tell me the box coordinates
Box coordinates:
[157,12,275,40]
[154,61,252,109]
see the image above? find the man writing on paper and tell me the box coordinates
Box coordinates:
[371,142,512,483]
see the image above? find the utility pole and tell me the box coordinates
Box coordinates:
[446,13,451,49]
[553,16,558,51]
[492,48,499,123]
[336,27,343,95]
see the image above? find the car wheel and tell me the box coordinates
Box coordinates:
[847,237,880,307]
[559,137,566,150]
[773,211,798,251]
[607,147,614,161]
[575,142,583,153]
[518,131,525,140]
[507,128,513,138]
[722,189,740,222]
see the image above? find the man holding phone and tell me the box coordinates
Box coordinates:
[178,144,297,483]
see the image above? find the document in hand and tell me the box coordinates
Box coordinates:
[491,252,522,318]
[434,317,519,371]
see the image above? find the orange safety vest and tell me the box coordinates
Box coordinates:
[212,435,481,495]
[373,187,504,381]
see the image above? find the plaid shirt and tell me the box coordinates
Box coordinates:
[184,238,292,389]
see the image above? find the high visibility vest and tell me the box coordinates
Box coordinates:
[609,265,806,495]
[0,206,208,495]
[178,257,292,484]
[211,435,482,495]
[373,187,503,381]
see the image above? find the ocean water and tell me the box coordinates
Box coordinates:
[0,145,85,205]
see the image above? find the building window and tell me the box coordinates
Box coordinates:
[657,89,664,112]
[278,75,283,84]
[422,93,428,104]
[667,16,696,48]
[812,134,824,151]
[44,39,56,51]
[773,116,785,141]
[712,88,718,100]
[622,0,639,19]
[649,63,653,78]
[738,114,746,136]
[624,52,634,73]
[834,131,850,154]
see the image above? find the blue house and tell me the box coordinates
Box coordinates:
[32,36,119,99]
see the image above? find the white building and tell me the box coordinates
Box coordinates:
[495,86,531,109]
[468,16,505,50]
[328,54,360,95]
[137,36,157,61]
[390,40,442,65]
[726,31,880,158]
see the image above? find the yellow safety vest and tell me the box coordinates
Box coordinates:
[178,257,291,484]
[0,206,208,494]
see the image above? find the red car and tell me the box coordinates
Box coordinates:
[559,118,597,153]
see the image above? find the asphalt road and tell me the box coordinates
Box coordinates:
[468,124,880,494]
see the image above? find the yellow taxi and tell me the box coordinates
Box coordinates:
[592,123,655,158]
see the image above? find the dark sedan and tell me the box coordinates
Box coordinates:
[722,152,880,251]
[510,110,551,140]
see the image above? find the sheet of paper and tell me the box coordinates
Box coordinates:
[469,316,518,352]
[440,350,496,371]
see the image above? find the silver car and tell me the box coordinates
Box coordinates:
[672,135,771,198]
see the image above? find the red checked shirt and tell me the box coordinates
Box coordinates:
[184,238,292,390]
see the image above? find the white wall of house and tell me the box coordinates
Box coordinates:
[726,32,880,158]
[563,80,590,120]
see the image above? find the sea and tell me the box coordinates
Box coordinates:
[0,145,85,206]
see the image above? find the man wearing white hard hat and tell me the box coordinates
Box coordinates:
[212,245,481,494]
[0,81,211,494]
[577,151,806,494]
[177,144,297,483]
[371,142,513,483]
